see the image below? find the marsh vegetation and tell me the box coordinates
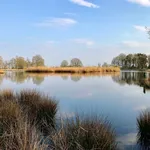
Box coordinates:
[0,90,117,150]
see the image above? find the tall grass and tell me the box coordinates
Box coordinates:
[26,66,120,73]
[0,90,57,149]
[137,110,150,149]
[51,114,117,150]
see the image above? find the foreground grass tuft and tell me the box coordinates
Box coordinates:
[51,115,117,150]
[137,110,150,149]
[0,90,57,149]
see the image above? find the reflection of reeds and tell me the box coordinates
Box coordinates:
[26,67,120,73]
[26,72,120,77]
[0,70,4,74]
[51,114,117,150]
[137,111,150,149]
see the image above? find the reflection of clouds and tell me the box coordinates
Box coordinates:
[57,111,75,119]
[117,133,137,148]
[134,105,147,111]
[74,92,93,99]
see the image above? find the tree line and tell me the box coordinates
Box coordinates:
[112,53,150,70]
[0,55,45,69]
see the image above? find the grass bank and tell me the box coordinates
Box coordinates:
[26,66,120,73]
[0,89,117,150]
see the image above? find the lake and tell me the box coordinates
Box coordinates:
[0,71,150,149]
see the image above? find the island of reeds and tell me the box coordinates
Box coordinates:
[0,89,117,150]
[25,66,120,73]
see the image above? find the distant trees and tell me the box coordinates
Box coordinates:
[60,58,83,67]
[102,62,108,67]
[15,57,27,69]
[32,55,45,67]
[0,54,45,69]
[70,58,83,67]
[60,60,68,67]
[0,56,3,69]
[112,53,149,69]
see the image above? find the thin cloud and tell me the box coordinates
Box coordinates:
[69,0,99,8]
[122,41,150,48]
[73,38,95,46]
[134,25,146,32]
[35,17,77,27]
[127,0,150,7]
[64,12,77,16]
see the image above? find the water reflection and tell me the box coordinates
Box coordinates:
[70,75,82,82]
[32,76,45,85]
[61,75,69,80]
[112,72,150,94]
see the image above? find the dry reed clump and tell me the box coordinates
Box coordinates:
[26,66,120,74]
[17,90,58,134]
[0,70,4,74]
[50,115,117,150]
[0,90,58,149]
[137,111,150,149]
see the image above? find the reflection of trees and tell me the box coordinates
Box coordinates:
[70,75,82,82]
[4,72,45,85]
[61,75,69,80]
[112,72,150,93]
[0,75,4,85]
[8,72,27,84]
[32,76,44,85]
[137,110,150,149]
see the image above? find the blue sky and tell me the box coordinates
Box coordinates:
[0,0,150,66]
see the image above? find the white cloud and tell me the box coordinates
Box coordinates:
[35,18,77,27]
[73,38,95,46]
[69,0,99,8]
[134,25,146,32]
[64,12,77,16]
[122,41,150,48]
[127,0,150,7]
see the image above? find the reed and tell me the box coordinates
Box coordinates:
[0,70,4,74]
[0,90,57,149]
[26,66,120,74]
[51,114,117,150]
[137,111,150,149]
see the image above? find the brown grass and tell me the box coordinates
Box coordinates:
[0,70,4,74]
[0,90,57,149]
[25,66,120,74]
[50,114,117,150]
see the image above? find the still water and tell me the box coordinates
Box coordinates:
[0,71,150,149]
